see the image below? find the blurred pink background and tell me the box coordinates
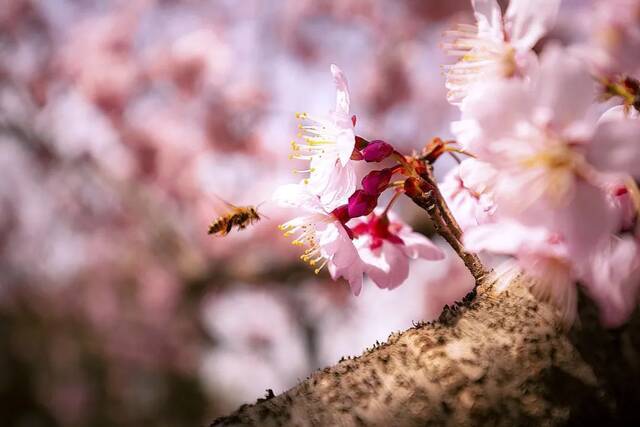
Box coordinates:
[0,0,595,425]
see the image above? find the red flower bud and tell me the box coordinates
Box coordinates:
[348,190,378,218]
[361,168,393,195]
[362,140,394,162]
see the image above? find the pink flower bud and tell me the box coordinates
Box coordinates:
[362,140,394,162]
[348,190,378,218]
[361,168,393,195]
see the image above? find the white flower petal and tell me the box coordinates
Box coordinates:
[330,64,350,120]
[533,45,595,130]
[505,0,560,50]
[471,0,504,40]
[318,162,357,211]
[272,183,319,209]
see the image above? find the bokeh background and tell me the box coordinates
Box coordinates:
[0,0,594,425]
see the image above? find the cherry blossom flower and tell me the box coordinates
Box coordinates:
[351,210,445,290]
[290,64,358,210]
[587,107,640,179]
[453,46,626,258]
[454,45,640,324]
[440,158,496,231]
[274,183,365,295]
[443,0,561,104]
[584,236,640,328]
[464,219,580,324]
[588,0,640,76]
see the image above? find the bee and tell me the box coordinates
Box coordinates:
[208,196,263,236]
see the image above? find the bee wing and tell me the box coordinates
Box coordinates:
[210,193,239,216]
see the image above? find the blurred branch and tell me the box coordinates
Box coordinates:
[211,276,640,426]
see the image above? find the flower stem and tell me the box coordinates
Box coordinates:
[382,190,402,216]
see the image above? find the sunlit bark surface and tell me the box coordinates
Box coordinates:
[211,277,640,426]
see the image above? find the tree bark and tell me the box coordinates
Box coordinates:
[210,276,640,426]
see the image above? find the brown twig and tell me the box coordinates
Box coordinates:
[420,163,464,241]
[396,147,488,284]
[408,188,487,284]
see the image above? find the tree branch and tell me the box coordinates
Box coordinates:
[211,276,640,426]
[407,188,487,284]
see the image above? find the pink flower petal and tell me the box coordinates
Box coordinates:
[588,117,640,178]
[400,231,445,261]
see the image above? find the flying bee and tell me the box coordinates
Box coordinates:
[207,196,263,236]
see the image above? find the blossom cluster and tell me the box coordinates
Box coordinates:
[274,65,446,295]
[275,0,640,327]
[445,0,640,327]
